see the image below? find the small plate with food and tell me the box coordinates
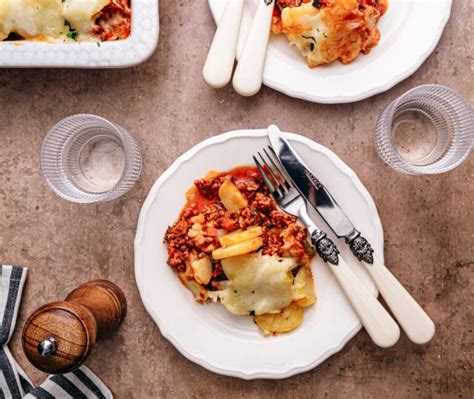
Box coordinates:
[208,0,452,104]
[0,0,159,68]
[135,129,384,379]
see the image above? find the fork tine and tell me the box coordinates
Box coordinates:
[258,151,285,196]
[253,155,277,195]
[263,147,290,190]
[267,147,294,189]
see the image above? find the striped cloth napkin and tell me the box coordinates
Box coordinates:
[1,264,113,399]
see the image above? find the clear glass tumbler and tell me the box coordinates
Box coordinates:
[375,85,473,175]
[40,114,142,203]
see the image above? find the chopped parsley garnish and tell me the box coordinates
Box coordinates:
[67,29,78,40]
[64,20,78,41]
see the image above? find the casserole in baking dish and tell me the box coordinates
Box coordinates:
[0,0,159,68]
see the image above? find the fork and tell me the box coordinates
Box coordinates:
[254,148,401,348]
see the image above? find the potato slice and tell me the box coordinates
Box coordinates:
[185,186,198,202]
[254,302,303,336]
[218,180,248,212]
[178,272,208,302]
[190,256,212,285]
[212,237,263,260]
[219,226,263,247]
[204,170,222,180]
[292,267,316,307]
[292,269,306,302]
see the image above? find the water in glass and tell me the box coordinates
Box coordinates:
[391,106,450,167]
[375,85,473,175]
[41,114,142,203]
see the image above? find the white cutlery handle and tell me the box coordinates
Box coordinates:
[329,257,400,348]
[232,0,275,96]
[363,256,435,344]
[203,0,245,88]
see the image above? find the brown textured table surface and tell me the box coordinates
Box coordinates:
[1,1,473,398]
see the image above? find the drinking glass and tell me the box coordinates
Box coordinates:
[40,114,142,203]
[375,85,473,175]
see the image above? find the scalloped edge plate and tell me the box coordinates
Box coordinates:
[0,0,159,68]
[134,129,384,379]
[208,0,452,104]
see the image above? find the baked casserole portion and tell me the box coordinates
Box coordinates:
[0,0,131,42]
[164,167,317,336]
[272,0,388,67]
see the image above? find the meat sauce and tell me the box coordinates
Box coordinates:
[184,166,260,214]
[93,0,131,41]
[272,0,388,34]
[164,167,315,295]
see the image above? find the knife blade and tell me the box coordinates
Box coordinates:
[267,125,374,264]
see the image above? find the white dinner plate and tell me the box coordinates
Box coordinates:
[0,0,159,68]
[208,0,452,104]
[134,129,384,379]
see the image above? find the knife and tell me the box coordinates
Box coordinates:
[268,125,436,345]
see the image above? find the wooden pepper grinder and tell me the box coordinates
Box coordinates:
[22,280,126,374]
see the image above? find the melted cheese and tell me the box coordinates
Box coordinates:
[0,0,64,40]
[281,3,330,69]
[0,1,9,40]
[218,253,297,316]
[281,0,385,67]
[0,0,109,41]
[62,0,109,35]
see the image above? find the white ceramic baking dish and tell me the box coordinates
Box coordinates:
[0,0,159,68]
